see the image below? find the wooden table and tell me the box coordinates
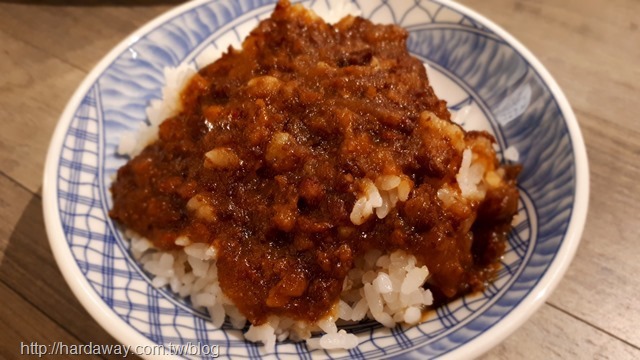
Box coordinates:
[1,0,638,358]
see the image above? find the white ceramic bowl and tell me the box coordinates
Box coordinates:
[43,0,589,358]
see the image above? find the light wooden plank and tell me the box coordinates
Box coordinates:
[0,30,86,193]
[546,111,640,346]
[0,2,173,72]
[0,282,102,360]
[0,175,26,265]
[458,0,640,134]
[480,304,640,359]
[0,0,638,358]
[457,0,640,349]
[0,3,173,194]
[0,174,126,357]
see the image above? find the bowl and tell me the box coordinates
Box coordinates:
[43,0,589,358]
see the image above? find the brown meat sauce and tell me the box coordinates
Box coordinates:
[110,1,519,325]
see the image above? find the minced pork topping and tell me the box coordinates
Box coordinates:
[110,0,520,325]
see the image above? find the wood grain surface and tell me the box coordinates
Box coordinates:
[1,0,638,359]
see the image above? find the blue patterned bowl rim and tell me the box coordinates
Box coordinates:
[43,0,589,358]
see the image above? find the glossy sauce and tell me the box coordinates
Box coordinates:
[110,0,519,325]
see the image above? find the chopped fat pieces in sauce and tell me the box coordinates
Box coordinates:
[110,0,519,325]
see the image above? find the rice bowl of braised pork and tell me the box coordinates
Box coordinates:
[43,0,588,358]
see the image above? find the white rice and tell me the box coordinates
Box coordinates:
[117,64,198,157]
[116,0,512,351]
[504,145,520,162]
[131,230,433,351]
[349,175,412,225]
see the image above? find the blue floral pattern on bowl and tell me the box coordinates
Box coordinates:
[46,0,586,358]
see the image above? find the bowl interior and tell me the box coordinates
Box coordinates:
[48,0,580,358]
